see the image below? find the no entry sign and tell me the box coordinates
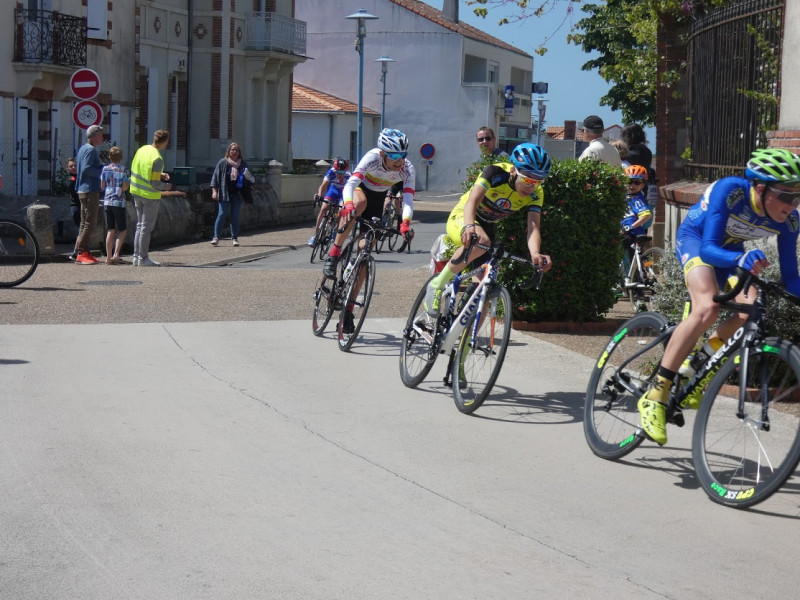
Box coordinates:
[73,100,103,129]
[70,68,101,100]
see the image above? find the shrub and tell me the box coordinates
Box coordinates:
[495,159,627,322]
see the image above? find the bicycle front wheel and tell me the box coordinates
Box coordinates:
[584,311,669,459]
[399,276,440,388]
[337,255,376,351]
[692,338,800,509]
[0,220,39,287]
[452,286,512,414]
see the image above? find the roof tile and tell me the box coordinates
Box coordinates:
[292,83,379,115]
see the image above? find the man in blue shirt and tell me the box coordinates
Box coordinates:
[74,125,104,264]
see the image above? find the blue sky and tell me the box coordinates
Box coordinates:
[425,0,640,136]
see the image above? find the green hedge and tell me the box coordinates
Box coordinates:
[495,159,627,322]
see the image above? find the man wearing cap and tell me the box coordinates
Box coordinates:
[578,115,622,166]
[73,125,105,264]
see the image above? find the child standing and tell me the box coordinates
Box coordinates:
[100,146,131,264]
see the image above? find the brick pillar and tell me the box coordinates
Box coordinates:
[766,130,800,153]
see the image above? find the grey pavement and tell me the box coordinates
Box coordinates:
[3,192,800,598]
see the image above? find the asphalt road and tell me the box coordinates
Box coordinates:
[2,195,800,598]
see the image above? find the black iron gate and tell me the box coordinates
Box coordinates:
[686,0,784,181]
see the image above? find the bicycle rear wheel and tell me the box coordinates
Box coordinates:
[399,275,441,388]
[584,311,669,459]
[641,247,665,286]
[312,274,337,336]
[452,286,512,414]
[692,338,800,509]
[0,220,39,287]
[337,255,375,351]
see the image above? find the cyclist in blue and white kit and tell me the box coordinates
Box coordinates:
[638,148,800,445]
[308,157,351,247]
[323,129,415,279]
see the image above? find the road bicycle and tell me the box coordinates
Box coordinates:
[376,192,411,254]
[312,216,408,351]
[0,219,39,287]
[619,235,664,312]
[584,267,800,509]
[309,195,340,263]
[400,239,543,414]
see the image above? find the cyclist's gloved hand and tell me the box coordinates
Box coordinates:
[400,219,411,235]
[314,194,321,202]
[340,201,356,222]
[737,248,768,273]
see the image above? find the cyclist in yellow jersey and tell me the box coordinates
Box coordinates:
[424,143,553,315]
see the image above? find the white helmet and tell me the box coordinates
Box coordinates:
[377,128,409,154]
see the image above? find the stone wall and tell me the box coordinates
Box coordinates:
[0,170,319,254]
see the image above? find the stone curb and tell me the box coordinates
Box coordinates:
[512,318,627,334]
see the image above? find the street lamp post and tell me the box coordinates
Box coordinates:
[345,9,379,160]
[374,55,395,130]
[375,54,396,129]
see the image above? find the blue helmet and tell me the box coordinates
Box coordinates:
[510,143,551,179]
[377,128,409,154]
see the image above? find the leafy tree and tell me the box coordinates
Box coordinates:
[467,1,735,126]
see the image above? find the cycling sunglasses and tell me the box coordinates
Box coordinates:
[516,169,544,187]
[769,186,800,207]
[384,151,407,160]
[335,170,346,176]
[628,178,646,185]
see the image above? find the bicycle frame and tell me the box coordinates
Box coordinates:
[437,261,496,356]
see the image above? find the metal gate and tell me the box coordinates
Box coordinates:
[686,0,784,181]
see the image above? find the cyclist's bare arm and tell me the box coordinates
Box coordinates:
[526,211,551,272]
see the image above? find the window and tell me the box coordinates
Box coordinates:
[87,0,107,40]
[463,54,487,83]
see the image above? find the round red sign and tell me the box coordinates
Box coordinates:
[73,100,103,129]
[70,68,101,100]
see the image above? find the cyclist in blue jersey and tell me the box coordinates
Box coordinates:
[309,157,350,247]
[620,164,653,281]
[638,148,800,445]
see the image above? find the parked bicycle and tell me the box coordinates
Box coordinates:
[312,216,408,351]
[584,267,800,509]
[309,195,340,263]
[0,219,39,287]
[400,238,544,414]
[619,235,664,312]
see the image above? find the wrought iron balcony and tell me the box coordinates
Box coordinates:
[245,12,306,56]
[14,9,86,67]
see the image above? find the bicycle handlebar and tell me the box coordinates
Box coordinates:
[454,235,545,290]
[713,266,800,308]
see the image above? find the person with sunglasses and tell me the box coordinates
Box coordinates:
[323,129,416,331]
[309,157,351,247]
[422,142,553,316]
[476,127,508,159]
[638,148,800,445]
[620,165,653,282]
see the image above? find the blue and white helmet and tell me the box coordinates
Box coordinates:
[377,128,409,154]
[510,143,551,179]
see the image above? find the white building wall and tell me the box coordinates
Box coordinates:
[295,0,534,191]
[779,0,800,129]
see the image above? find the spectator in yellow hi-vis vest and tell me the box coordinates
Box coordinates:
[129,130,183,267]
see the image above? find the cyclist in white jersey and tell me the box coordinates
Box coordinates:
[323,128,416,278]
